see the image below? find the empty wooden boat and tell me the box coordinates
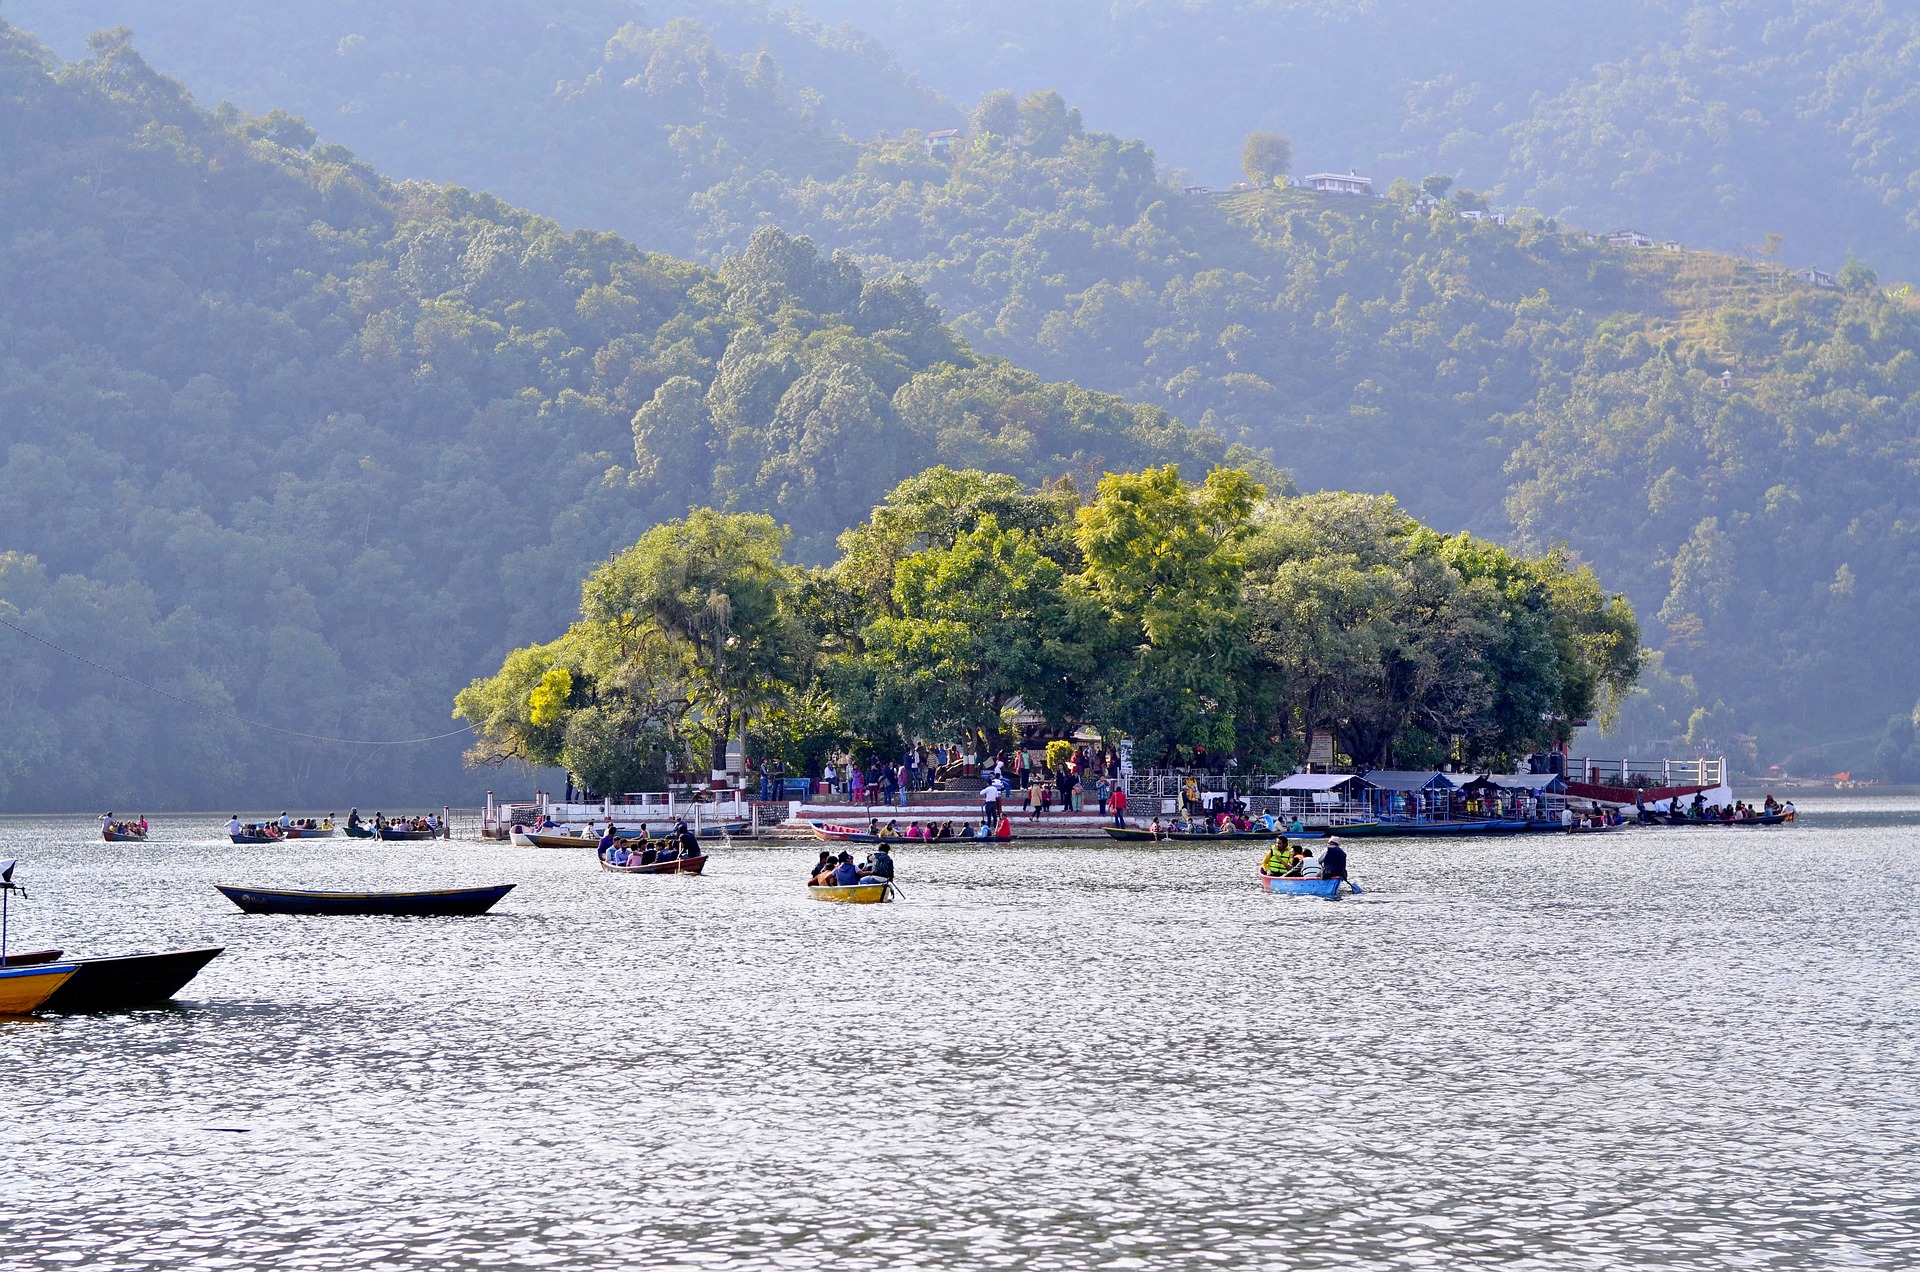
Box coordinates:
[214,883,514,916]
[40,947,224,1011]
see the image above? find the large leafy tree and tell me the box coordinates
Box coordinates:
[581,510,806,769]
[1075,465,1264,761]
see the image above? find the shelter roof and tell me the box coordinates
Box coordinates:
[1361,770,1454,791]
[1267,773,1372,792]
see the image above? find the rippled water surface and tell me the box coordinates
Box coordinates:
[8,799,1919,1269]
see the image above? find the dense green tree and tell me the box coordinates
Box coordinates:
[1241,132,1292,187]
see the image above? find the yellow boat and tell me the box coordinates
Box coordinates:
[0,962,80,1014]
[807,881,893,904]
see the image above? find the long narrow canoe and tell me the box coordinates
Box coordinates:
[102,828,148,843]
[375,827,440,841]
[280,826,337,839]
[230,832,280,844]
[809,821,1011,844]
[214,883,514,916]
[342,824,375,839]
[1104,826,1161,841]
[1259,872,1343,899]
[807,881,893,904]
[1167,829,1284,842]
[0,948,64,966]
[39,947,224,1011]
[599,853,708,875]
[1327,820,1493,838]
[0,962,80,1014]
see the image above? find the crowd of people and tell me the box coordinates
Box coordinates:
[600,820,702,866]
[810,845,895,888]
[1259,836,1350,882]
[224,812,338,839]
[847,817,1014,841]
[1660,793,1795,822]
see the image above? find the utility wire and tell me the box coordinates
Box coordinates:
[0,614,474,747]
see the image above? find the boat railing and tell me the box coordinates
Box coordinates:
[1566,756,1726,788]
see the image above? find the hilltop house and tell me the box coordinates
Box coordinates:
[1607,228,1654,248]
[1302,170,1374,196]
[924,129,961,156]
[1804,267,1839,289]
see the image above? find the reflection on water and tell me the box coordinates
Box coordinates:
[7,798,1920,1269]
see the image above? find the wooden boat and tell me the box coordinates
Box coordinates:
[807,880,893,904]
[514,829,599,849]
[0,962,80,1014]
[0,948,64,966]
[1168,828,1283,841]
[39,947,224,1011]
[599,852,708,875]
[229,831,281,844]
[1103,826,1161,841]
[214,883,514,916]
[343,824,375,839]
[1664,811,1789,827]
[1259,871,1343,899]
[102,828,147,843]
[280,826,337,839]
[809,821,1010,844]
[1329,820,1490,838]
[375,826,440,841]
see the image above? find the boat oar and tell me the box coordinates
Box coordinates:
[1341,878,1365,895]
[885,879,905,900]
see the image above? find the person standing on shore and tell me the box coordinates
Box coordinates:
[1027,780,1045,821]
[1109,783,1128,827]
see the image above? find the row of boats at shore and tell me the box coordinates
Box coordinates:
[99,812,454,843]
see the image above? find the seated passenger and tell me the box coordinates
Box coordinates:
[1260,841,1289,875]
[832,852,861,886]
[906,821,925,840]
[810,851,835,884]
[1297,848,1323,879]
[995,815,1012,838]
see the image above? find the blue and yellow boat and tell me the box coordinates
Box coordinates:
[0,961,80,1014]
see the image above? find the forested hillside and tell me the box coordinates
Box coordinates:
[800,0,1920,281]
[11,4,1920,774]
[5,0,957,258]
[0,23,1207,808]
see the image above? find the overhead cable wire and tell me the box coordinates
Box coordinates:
[0,614,474,747]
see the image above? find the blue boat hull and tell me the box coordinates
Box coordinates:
[215,883,514,916]
[1261,874,1342,898]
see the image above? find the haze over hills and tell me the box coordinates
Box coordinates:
[7,3,1920,781]
[0,21,1208,808]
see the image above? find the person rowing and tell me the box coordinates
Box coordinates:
[1320,836,1348,886]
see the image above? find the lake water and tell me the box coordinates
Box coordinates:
[7,799,1919,1269]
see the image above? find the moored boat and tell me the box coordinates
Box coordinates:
[39,947,224,1011]
[1259,872,1343,899]
[1327,820,1489,838]
[809,821,1010,844]
[0,962,80,1014]
[598,852,708,875]
[807,880,893,904]
[1103,826,1160,841]
[515,829,600,849]
[214,883,514,916]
